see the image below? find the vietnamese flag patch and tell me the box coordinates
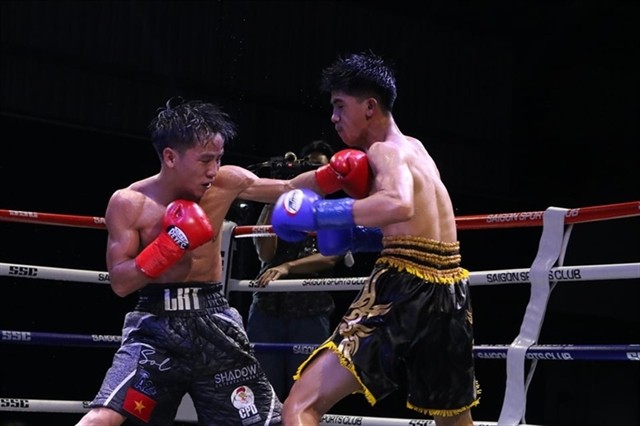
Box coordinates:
[123,388,157,422]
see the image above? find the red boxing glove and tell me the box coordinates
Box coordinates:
[135,200,214,278]
[314,149,372,199]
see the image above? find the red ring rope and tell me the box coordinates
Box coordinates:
[1,201,637,232]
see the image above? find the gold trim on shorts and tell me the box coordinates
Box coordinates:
[407,380,482,417]
[293,340,378,406]
[375,235,469,284]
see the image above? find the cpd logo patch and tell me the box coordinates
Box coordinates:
[231,386,258,420]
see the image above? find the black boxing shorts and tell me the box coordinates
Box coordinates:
[88,282,282,425]
[295,236,480,417]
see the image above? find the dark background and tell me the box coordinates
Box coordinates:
[1,1,638,425]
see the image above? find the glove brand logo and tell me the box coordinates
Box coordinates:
[166,225,189,249]
[284,189,304,215]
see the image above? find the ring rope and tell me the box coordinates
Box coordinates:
[1,201,638,231]
[0,397,536,426]
[1,262,638,287]
[2,329,638,362]
[0,209,106,228]
[2,200,638,424]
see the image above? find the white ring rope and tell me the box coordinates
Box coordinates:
[1,201,638,425]
[0,397,543,426]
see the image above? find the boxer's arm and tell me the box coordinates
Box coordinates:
[209,165,328,207]
[105,190,154,297]
[350,142,415,227]
[216,165,294,203]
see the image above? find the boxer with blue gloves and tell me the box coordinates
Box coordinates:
[279,52,478,426]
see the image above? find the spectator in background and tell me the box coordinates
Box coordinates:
[246,140,343,400]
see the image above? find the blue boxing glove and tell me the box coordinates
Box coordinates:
[271,188,320,242]
[271,188,356,242]
[317,226,383,256]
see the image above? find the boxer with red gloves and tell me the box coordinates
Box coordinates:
[314,148,372,199]
[135,199,214,278]
[82,99,283,426]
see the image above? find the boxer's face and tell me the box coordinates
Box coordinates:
[329,91,369,147]
[170,134,225,200]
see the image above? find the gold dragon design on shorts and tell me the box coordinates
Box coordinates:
[337,268,391,363]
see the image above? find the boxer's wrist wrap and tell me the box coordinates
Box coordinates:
[352,226,383,252]
[315,198,355,228]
